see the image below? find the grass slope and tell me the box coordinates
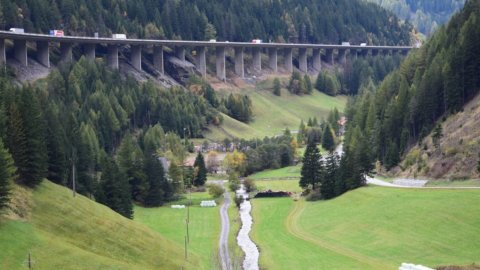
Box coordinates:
[0,181,195,270]
[251,186,480,269]
[134,191,221,270]
[205,86,347,140]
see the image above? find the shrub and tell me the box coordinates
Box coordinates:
[243,178,256,193]
[234,196,244,208]
[207,184,224,198]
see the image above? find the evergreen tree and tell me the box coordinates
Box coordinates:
[432,124,443,149]
[321,152,338,199]
[193,152,207,186]
[322,124,335,152]
[299,141,322,189]
[273,78,281,96]
[0,138,15,209]
[97,158,133,219]
[304,74,313,94]
[144,154,168,207]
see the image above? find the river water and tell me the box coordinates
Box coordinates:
[236,185,259,270]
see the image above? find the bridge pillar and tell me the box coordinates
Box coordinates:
[338,49,347,65]
[325,48,334,65]
[312,48,321,71]
[252,47,262,72]
[284,48,293,72]
[107,44,119,69]
[299,48,307,73]
[268,48,277,72]
[195,46,206,78]
[14,40,28,66]
[0,39,5,66]
[84,44,96,61]
[175,46,185,62]
[216,46,226,81]
[36,41,50,68]
[131,45,142,70]
[234,47,244,78]
[60,42,73,63]
[153,46,164,74]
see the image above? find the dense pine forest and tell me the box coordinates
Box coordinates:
[365,0,466,35]
[343,0,480,173]
[0,0,411,45]
[0,59,222,217]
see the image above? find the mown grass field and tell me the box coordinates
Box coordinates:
[255,179,302,193]
[251,186,480,269]
[249,164,301,180]
[205,84,347,140]
[134,191,221,270]
[0,181,195,270]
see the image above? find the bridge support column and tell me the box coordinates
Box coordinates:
[234,47,244,78]
[153,46,164,74]
[14,40,27,66]
[325,49,334,65]
[0,39,5,66]
[299,48,307,73]
[175,47,185,62]
[338,49,347,65]
[84,44,96,61]
[252,47,261,72]
[284,48,292,72]
[60,42,73,63]
[107,44,119,69]
[131,45,142,70]
[268,48,277,72]
[216,46,226,81]
[195,46,206,78]
[36,41,50,68]
[313,48,321,71]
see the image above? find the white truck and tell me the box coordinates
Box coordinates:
[112,33,127,39]
[360,43,367,46]
[341,42,350,46]
[251,39,262,44]
[9,28,25,33]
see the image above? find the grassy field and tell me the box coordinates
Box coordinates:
[255,179,302,193]
[251,186,480,269]
[205,84,347,140]
[249,164,301,180]
[134,191,221,270]
[0,181,195,270]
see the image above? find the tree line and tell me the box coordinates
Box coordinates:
[0,59,221,217]
[0,0,411,45]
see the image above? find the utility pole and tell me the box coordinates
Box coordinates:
[71,148,77,197]
[184,235,188,260]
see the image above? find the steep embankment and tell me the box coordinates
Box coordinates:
[205,79,347,140]
[395,93,480,180]
[0,181,196,270]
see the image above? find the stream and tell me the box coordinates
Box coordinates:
[236,185,259,270]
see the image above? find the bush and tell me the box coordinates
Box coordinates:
[243,178,256,193]
[207,184,224,198]
[234,196,244,208]
[305,190,323,201]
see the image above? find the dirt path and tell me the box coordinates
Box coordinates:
[219,185,232,270]
[284,200,392,270]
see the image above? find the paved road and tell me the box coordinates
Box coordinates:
[366,176,480,189]
[219,182,232,270]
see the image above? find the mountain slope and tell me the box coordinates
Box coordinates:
[365,0,465,35]
[0,181,197,269]
[1,0,411,45]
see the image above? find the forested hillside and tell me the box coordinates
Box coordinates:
[0,59,221,216]
[365,0,465,35]
[343,0,480,176]
[0,0,411,45]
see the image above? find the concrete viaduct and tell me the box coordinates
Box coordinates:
[0,31,413,80]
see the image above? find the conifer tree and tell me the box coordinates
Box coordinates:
[304,74,313,94]
[300,141,322,189]
[322,124,335,152]
[144,154,167,207]
[273,78,281,96]
[0,138,15,209]
[432,124,443,149]
[321,152,338,199]
[193,152,207,186]
[97,158,133,218]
